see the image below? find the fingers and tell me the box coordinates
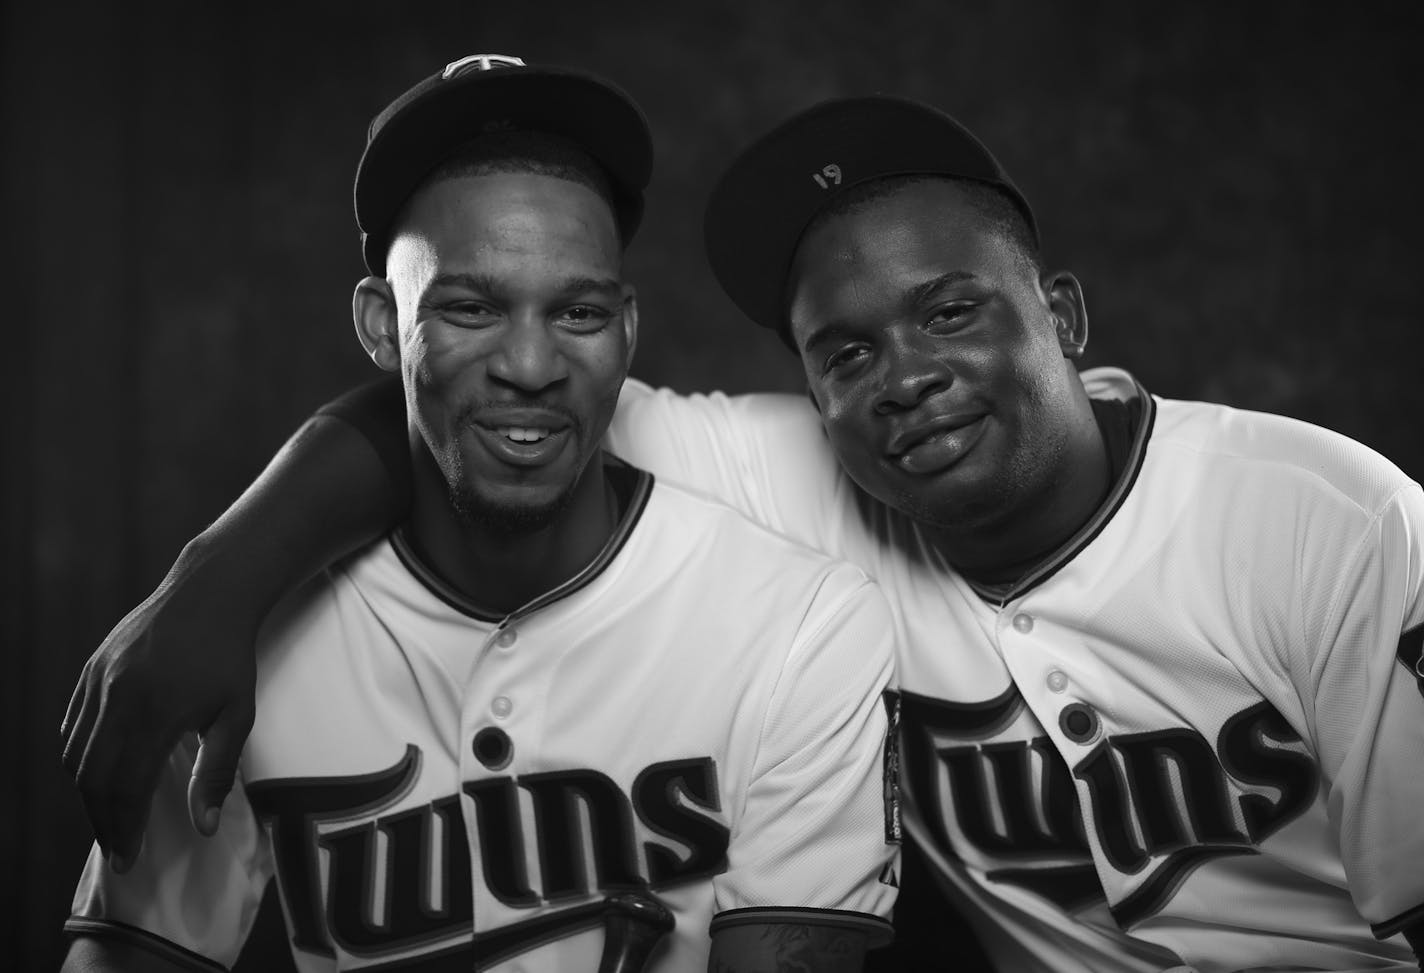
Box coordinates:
[60,658,99,778]
[60,656,94,750]
[72,687,175,873]
[85,732,168,874]
[187,702,255,836]
[63,657,172,872]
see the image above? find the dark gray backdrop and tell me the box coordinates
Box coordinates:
[5,1,1421,968]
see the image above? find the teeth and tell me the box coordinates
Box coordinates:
[498,426,551,443]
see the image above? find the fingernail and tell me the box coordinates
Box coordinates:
[202,807,220,834]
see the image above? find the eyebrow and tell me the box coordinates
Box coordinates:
[798,270,978,353]
[428,272,623,298]
[906,270,977,307]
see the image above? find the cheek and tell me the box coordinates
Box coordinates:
[808,383,880,473]
[401,329,482,449]
[578,333,633,405]
[404,324,481,391]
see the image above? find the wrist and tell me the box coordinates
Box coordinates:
[170,525,294,615]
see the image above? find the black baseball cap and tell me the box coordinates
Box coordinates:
[355,54,654,276]
[704,95,1037,342]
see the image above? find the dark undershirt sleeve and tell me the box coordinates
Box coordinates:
[314,375,414,517]
[1399,916,1424,969]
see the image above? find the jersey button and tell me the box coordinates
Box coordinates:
[491,696,513,719]
[1012,612,1034,633]
[473,726,513,771]
[1059,702,1100,744]
[1046,669,1068,693]
[496,629,518,648]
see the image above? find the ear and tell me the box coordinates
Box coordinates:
[619,284,639,369]
[1042,270,1088,359]
[352,277,401,372]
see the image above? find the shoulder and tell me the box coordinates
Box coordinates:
[253,538,407,674]
[617,376,819,425]
[1150,394,1416,521]
[609,381,825,455]
[1084,367,1416,522]
[641,477,876,594]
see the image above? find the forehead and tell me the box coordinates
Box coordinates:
[390,171,621,281]
[786,180,1019,321]
[797,178,1008,282]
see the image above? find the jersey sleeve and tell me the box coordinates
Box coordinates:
[65,733,274,971]
[1301,479,1424,941]
[709,564,900,945]
[605,380,851,552]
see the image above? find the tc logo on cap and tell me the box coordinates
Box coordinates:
[442,54,526,79]
[811,163,842,190]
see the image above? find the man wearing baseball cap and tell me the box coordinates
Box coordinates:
[66,80,1424,971]
[59,56,901,972]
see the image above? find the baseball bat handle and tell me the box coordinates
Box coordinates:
[595,890,675,973]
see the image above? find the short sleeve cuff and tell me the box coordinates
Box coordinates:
[65,916,229,972]
[710,906,894,949]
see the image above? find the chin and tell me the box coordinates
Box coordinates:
[863,467,1005,532]
[449,483,577,535]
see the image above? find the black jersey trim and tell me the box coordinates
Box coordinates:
[709,906,894,948]
[1373,899,1424,939]
[64,916,229,972]
[965,379,1157,605]
[390,454,654,623]
[1395,625,1424,701]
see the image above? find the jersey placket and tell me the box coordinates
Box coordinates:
[460,607,553,939]
[989,595,1148,921]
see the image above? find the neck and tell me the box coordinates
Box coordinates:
[406,444,620,616]
[930,399,1111,587]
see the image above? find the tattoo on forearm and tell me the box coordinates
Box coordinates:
[711,923,865,972]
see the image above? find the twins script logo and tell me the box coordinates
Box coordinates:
[900,687,1317,926]
[246,747,728,969]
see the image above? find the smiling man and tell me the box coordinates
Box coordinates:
[65,93,1424,972]
[58,59,900,973]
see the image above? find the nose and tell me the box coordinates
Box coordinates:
[487,314,569,394]
[873,330,953,415]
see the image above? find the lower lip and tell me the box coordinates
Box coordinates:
[895,417,988,475]
[472,426,571,467]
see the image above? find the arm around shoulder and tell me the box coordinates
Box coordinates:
[709,565,899,970]
[60,376,409,871]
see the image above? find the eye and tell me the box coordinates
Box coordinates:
[822,341,871,376]
[437,301,500,328]
[556,303,617,333]
[926,302,977,331]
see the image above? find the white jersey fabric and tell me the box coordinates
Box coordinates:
[69,462,899,971]
[594,367,1424,973]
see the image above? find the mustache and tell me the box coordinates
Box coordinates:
[453,399,582,430]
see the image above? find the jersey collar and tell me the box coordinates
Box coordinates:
[390,454,654,623]
[962,368,1156,606]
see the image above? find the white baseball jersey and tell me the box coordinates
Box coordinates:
[68,460,899,971]
[592,367,1424,973]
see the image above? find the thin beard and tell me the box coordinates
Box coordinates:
[447,477,578,536]
[442,397,591,533]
